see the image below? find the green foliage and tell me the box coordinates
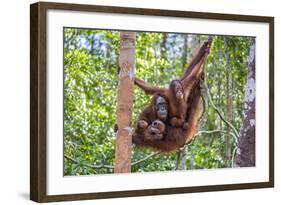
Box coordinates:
[63,28,253,175]
[64,28,119,175]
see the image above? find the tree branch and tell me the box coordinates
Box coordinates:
[65,151,162,170]
[231,146,238,167]
[194,129,238,144]
[64,155,114,169]
[195,129,225,136]
[131,151,162,166]
[203,81,240,139]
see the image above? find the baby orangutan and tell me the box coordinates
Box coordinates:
[143,120,166,141]
[136,95,167,129]
[132,95,168,145]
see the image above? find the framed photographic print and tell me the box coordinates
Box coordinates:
[30,1,274,202]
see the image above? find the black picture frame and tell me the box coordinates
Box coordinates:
[30,1,274,202]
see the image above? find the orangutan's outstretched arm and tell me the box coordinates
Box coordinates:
[181,55,206,98]
[134,78,168,96]
[180,37,213,81]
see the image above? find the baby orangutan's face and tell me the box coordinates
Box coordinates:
[172,81,184,100]
[144,120,165,141]
[150,120,165,134]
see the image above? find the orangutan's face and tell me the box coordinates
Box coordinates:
[172,81,183,100]
[156,96,168,120]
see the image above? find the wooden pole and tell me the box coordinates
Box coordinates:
[114,32,136,173]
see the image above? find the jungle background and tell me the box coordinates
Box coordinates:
[63,28,254,176]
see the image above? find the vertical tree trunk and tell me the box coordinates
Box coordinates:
[235,41,256,167]
[224,37,233,168]
[90,33,96,56]
[190,35,200,59]
[160,33,167,59]
[154,34,159,84]
[218,48,223,129]
[114,32,136,173]
[182,35,188,70]
[175,146,188,170]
